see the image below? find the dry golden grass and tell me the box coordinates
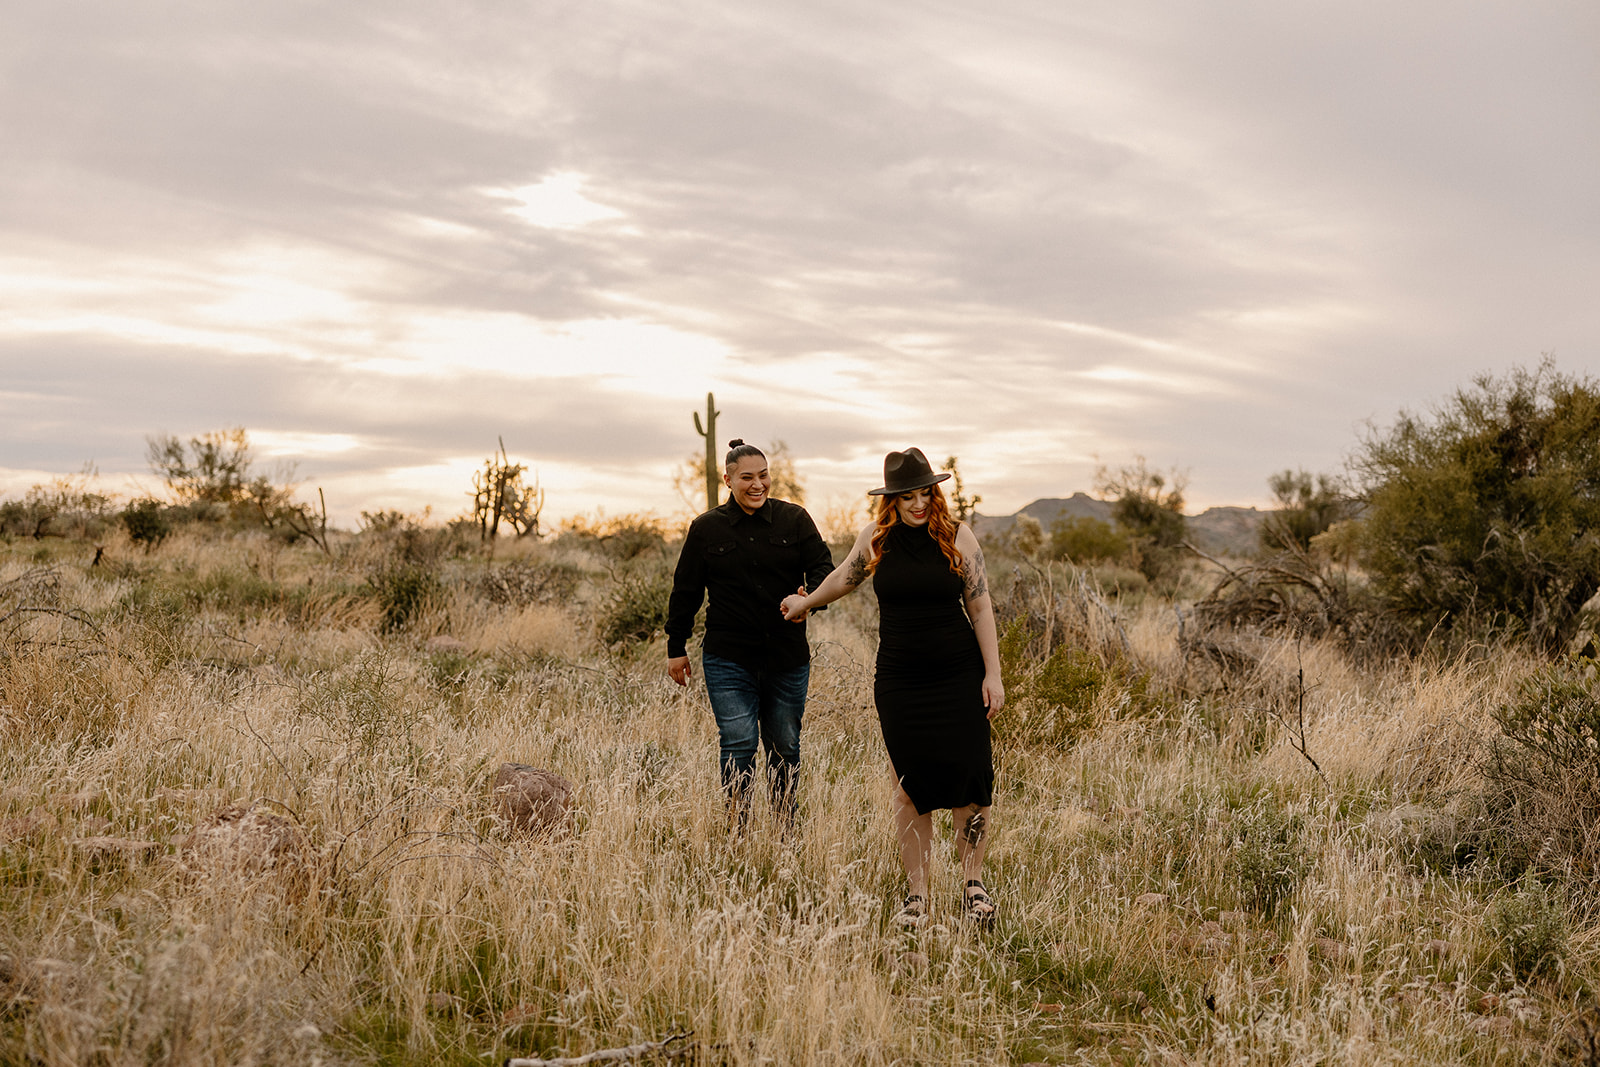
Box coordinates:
[0,532,1593,1065]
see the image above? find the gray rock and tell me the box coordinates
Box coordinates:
[180,804,307,884]
[491,763,573,836]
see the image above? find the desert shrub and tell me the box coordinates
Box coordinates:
[1481,662,1600,877]
[0,471,116,540]
[1400,802,1519,880]
[1485,881,1567,981]
[477,560,583,607]
[593,560,673,647]
[297,650,421,761]
[1353,360,1600,653]
[112,580,195,671]
[997,620,1152,749]
[1186,546,1408,666]
[1009,514,1045,559]
[120,498,172,547]
[991,559,1147,669]
[1226,798,1311,918]
[1095,457,1187,586]
[558,513,668,561]
[424,648,480,694]
[1258,469,1354,554]
[360,511,474,567]
[1047,516,1127,564]
[368,564,445,634]
[143,427,324,535]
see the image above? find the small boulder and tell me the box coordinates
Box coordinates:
[179,804,306,883]
[490,764,573,836]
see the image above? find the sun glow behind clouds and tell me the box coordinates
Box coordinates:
[497,173,623,230]
[357,314,731,392]
[314,455,686,528]
[250,431,364,457]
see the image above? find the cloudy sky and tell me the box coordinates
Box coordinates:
[3,1,1597,526]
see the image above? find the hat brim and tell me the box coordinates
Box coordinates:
[868,471,952,496]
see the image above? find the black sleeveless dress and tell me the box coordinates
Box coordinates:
[872,522,994,815]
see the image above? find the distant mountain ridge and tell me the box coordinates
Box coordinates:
[971,492,1264,559]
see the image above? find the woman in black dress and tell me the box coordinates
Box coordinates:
[781,448,1004,926]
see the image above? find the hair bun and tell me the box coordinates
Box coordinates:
[727,438,745,448]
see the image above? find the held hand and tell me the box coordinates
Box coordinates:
[982,674,1006,719]
[667,655,693,687]
[780,584,810,622]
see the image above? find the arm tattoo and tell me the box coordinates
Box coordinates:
[844,551,870,588]
[962,543,989,601]
[961,810,987,846]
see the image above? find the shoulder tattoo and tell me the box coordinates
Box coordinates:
[962,542,989,601]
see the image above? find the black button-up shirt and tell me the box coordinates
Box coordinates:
[666,497,835,671]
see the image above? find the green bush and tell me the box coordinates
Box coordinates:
[120,498,172,547]
[477,560,583,607]
[298,651,420,761]
[996,615,1154,750]
[1047,516,1127,564]
[1095,457,1186,586]
[368,564,445,634]
[1227,799,1311,918]
[594,560,672,647]
[1353,360,1600,652]
[1486,881,1567,981]
[1482,662,1600,875]
[1258,469,1352,554]
[0,473,116,540]
[559,514,668,561]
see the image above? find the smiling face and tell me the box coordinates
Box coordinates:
[894,487,934,526]
[724,454,771,514]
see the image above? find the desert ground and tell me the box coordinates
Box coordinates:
[0,524,1592,1065]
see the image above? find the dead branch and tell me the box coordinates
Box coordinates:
[0,604,112,645]
[1077,570,1132,660]
[1267,641,1329,789]
[506,1031,694,1067]
[282,487,332,556]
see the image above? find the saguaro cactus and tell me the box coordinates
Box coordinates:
[693,392,721,510]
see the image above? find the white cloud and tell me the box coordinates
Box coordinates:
[1,1,1596,523]
[496,173,624,230]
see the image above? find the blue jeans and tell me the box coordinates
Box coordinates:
[701,653,809,821]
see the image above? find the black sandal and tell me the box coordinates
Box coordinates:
[895,894,927,929]
[964,880,996,925]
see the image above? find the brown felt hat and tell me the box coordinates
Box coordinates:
[868,447,952,496]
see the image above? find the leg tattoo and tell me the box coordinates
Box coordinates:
[961,810,987,847]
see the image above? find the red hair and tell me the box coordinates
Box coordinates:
[867,484,963,575]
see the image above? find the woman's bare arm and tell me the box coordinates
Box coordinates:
[781,524,875,621]
[957,523,1005,715]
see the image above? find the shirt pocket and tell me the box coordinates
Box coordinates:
[767,531,802,571]
[705,540,739,576]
